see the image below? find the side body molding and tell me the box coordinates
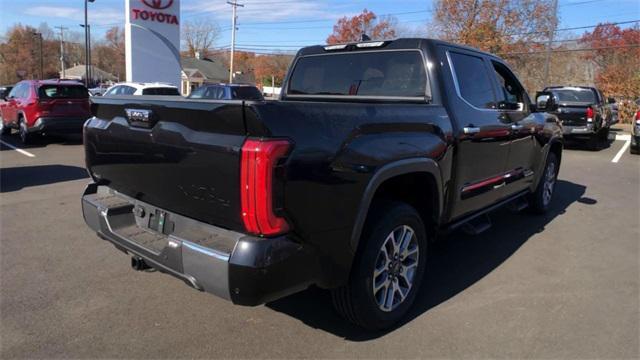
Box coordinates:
[349,158,443,252]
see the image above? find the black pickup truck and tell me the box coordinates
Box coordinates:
[82,38,563,330]
[543,86,613,149]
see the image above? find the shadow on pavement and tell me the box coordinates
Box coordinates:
[266,180,590,340]
[0,165,89,192]
[0,133,82,150]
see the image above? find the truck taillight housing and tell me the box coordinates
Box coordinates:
[240,139,291,236]
[586,107,594,122]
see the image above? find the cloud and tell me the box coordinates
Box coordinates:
[23,6,123,26]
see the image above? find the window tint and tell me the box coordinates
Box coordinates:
[7,84,22,98]
[142,87,180,95]
[104,86,119,96]
[122,86,137,95]
[551,89,596,103]
[449,52,496,109]
[491,61,526,110]
[231,87,263,100]
[38,85,89,99]
[288,51,427,98]
[189,86,225,99]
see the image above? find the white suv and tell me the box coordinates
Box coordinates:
[104,82,181,96]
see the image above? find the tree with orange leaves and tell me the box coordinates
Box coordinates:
[580,23,640,98]
[326,9,396,45]
[581,23,640,123]
[432,0,554,55]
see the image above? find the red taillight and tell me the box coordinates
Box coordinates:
[586,107,594,121]
[635,110,640,122]
[240,139,291,236]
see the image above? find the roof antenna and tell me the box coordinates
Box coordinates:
[360,33,371,42]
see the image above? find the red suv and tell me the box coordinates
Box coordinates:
[0,80,91,143]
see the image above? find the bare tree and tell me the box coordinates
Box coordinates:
[182,18,221,58]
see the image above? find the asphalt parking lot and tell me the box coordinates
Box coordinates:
[1,129,638,359]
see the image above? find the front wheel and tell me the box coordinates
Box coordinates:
[528,152,558,214]
[0,118,10,135]
[331,202,427,330]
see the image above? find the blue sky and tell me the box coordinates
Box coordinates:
[1,0,639,53]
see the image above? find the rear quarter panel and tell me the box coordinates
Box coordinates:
[247,100,453,285]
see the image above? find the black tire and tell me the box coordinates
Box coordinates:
[18,117,30,144]
[331,202,427,330]
[528,152,558,214]
[587,133,600,151]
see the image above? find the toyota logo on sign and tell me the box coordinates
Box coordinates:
[141,0,174,10]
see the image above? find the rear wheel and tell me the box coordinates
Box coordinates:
[528,152,558,214]
[587,133,600,151]
[18,117,30,144]
[331,202,427,330]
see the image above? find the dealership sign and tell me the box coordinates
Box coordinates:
[125,0,181,86]
[131,0,179,25]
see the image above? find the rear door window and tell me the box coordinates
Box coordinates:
[288,50,428,99]
[38,85,89,99]
[449,52,496,109]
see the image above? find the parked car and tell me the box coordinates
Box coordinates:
[0,80,91,143]
[0,85,13,99]
[543,86,612,150]
[631,99,640,155]
[188,83,264,101]
[103,82,181,96]
[82,38,563,330]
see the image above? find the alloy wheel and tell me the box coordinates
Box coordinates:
[542,161,556,206]
[372,225,419,312]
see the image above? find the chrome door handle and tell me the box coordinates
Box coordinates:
[511,124,524,131]
[463,127,481,135]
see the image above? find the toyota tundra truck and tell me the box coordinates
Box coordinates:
[82,38,563,330]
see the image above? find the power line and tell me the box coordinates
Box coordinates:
[502,44,640,56]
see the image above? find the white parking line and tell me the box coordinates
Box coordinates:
[612,137,631,163]
[0,140,35,158]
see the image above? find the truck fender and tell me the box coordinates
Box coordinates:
[349,158,443,252]
[531,136,563,191]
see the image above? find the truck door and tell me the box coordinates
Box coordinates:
[489,60,542,195]
[442,48,512,219]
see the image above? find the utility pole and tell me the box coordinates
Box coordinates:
[227,0,244,83]
[55,26,68,78]
[32,32,43,80]
[543,0,558,88]
[84,0,96,87]
[80,24,92,86]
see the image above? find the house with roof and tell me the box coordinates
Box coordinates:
[61,65,118,84]
[180,54,256,96]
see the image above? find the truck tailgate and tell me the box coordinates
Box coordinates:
[554,103,590,126]
[85,96,247,231]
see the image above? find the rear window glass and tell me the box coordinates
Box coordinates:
[232,87,263,100]
[551,89,596,103]
[288,51,427,98]
[38,85,88,99]
[142,87,180,96]
[189,86,224,99]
